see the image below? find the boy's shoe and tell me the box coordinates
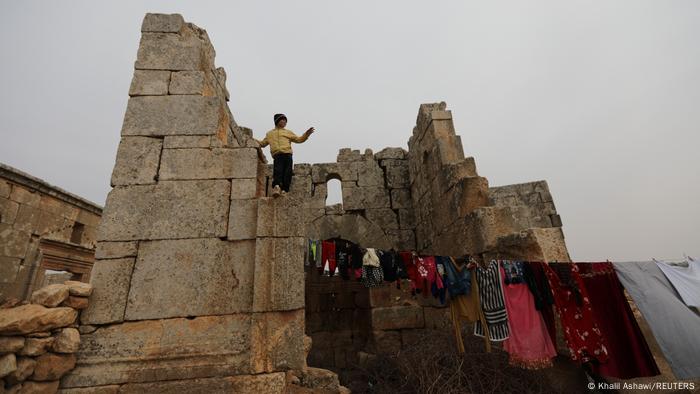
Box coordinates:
[272,185,281,197]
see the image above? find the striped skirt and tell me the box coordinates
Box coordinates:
[474,260,510,341]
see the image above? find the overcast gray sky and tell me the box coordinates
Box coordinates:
[1,1,698,261]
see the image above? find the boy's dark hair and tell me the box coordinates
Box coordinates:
[274,114,287,125]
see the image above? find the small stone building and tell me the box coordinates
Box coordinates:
[0,163,102,303]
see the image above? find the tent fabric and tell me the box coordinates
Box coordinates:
[613,261,700,380]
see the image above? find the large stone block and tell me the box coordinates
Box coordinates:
[342,186,390,210]
[375,147,407,160]
[0,257,21,283]
[256,197,305,238]
[33,353,76,381]
[80,258,135,325]
[128,70,170,96]
[386,229,416,251]
[0,180,10,198]
[371,305,424,330]
[398,209,416,229]
[141,13,184,33]
[162,135,211,148]
[61,315,252,388]
[364,208,399,230]
[169,71,206,95]
[94,241,138,260]
[390,188,412,209]
[355,162,385,187]
[311,163,358,183]
[252,237,305,312]
[227,199,258,241]
[121,96,221,137]
[116,373,285,394]
[124,238,255,320]
[250,310,305,373]
[0,305,76,335]
[135,32,211,71]
[230,178,258,199]
[0,224,30,258]
[385,163,409,189]
[9,186,40,207]
[98,180,230,241]
[159,148,258,180]
[336,148,362,162]
[0,197,19,224]
[110,137,162,186]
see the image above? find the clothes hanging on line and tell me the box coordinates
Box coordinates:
[576,262,659,379]
[523,262,556,345]
[473,260,509,342]
[613,261,700,380]
[361,265,384,287]
[321,240,336,276]
[542,262,609,365]
[655,257,700,308]
[362,248,380,267]
[442,256,472,297]
[450,272,491,354]
[501,261,556,370]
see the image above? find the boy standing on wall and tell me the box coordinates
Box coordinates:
[256,114,315,197]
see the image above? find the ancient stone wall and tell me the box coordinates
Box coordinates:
[0,164,101,303]
[59,14,325,393]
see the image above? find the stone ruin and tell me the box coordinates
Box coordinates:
[55,13,570,392]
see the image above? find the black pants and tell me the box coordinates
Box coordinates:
[272,153,293,192]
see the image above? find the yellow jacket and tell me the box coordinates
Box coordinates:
[257,128,309,156]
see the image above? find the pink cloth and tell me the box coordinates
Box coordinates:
[501,267,557,369]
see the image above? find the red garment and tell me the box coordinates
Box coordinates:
[409,256,443,297]
[501,266,557,369]
[543,263,609,364]
[576,262,660,379]
[321,240,336,275]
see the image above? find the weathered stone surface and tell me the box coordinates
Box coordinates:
[32,353,76,381]
[19,380,60,394]
[0,257,21,284]
[110,137,162,186]
[30,284,69,307]
[115,373,285,394]
[135,32,211,71]
[342,185,390,210]
[230,178,257,199]
[94,241,138,260]
[5,356,35,384]
[60,296,88,310]
[252,237,305,312]
[398,208,416,229]
[0,353,16,378]
[250,310,305,373]
[52,328,80,353]
[371,305,424,330]
[62,315,252,387]
[162,135,211,148]
[121,96,221,136]
[0,180,11,198]
[124,238,255,320]
[336,148,362,162]
[57,386,120,394]
[299,367,342,392]
[63,281,92,297]
[0,305,76,335]
[169,71,205,94]
[0,197,19,224]
[26,332,51,338]
[424,307,451,329]
[159,148,258,180]
[80,258,134,325]
[9,187,40,207]
[376,147,407,160]
[0,336,24,353]
[227,199,258,241]
[128,70,170,96]
[369,330,402,354]
[355,162,385,187]
[18,337,54,356]
[256,197,305,238]
[98,180,230,241]
[385,162,409,189]
[0,224,30,258]
[365,208,399,230]
[141,13,184,33]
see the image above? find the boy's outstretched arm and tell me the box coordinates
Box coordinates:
[291,127,315,143]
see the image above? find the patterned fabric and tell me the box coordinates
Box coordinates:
[543,262,609,364]
[474,260,510,341]
[443,256,471,297]
[502,260,526,284]
[362,265,384,287]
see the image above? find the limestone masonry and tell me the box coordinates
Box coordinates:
[45,13,569,393]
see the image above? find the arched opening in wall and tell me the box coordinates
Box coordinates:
[326,178,342,207]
